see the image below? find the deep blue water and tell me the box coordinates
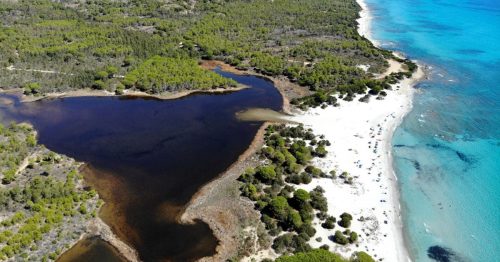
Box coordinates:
[364,0,500,261]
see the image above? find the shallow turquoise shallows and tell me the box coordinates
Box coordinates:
[363,0,500,261]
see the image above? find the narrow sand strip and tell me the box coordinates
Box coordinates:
[357,0,378,46]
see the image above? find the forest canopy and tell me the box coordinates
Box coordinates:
[122,56,236,93]
[0,0,390,95]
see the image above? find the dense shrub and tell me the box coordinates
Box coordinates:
[317,211,329,220]
[319,244,330,250]
[305,166,323,177]
[268,196,290,220]
[287,174,302,185]
[256,165,277,183]
[310,190,328,212]
[238,125,333,254]
[314,145,328,157]
[272,233,295,254]
[322,216,336,229]
[349,231,358,243]
[332,230,349,245]
[298,224,316,238]
[338,212,353,228]
[300,173,313,184]
[23,83,41,95]
[293,233,312,253]
[293,189,310,204]
[279,185,295,198]
[275,249,348,262]
[352,251,376,262]
[241,183,258,200]
[123,56,236,93]
[285,210,303,231]
[250,52,286,76]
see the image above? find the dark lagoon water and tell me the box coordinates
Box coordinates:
[0,69,282,261]
[58,237,126,262]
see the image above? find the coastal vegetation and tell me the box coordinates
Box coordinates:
[0,123,100,261]
[0,0,420,260]
[275,249,347,262]
[290,56,417,109]
[0,123,36,184]
[238,124,368,259]
[0,0,396,97]
[122,56,236,93]
[274,249,375,262]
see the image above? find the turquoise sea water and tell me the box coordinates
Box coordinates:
[363,0,500,261]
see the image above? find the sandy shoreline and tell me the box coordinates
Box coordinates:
[1,6,423,258]
[55,164,140,262]
[6,85,249,103]
[180,62,309,261]
[357,0,422,260]
[181,37,426,262]
[5,59,304,114]
[180,123,271,262]
[357,0,378,47]
[281,1,424,260]
[293,65,423,261]
[0,61,305,262]
[182,53,424,262]
[56,216,139,262]
[200,60,310,114]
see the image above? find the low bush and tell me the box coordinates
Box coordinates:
[349,231,358,243]
[321,216,336,229]
[352,251,376,262]
[332,230,349,245]
[275,249,348,262]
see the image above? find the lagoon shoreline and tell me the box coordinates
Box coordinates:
[179,62,309,261]
[2,2,424,260]
[179,2,426,260]
[1,85,249,103]
[180,58,424,262]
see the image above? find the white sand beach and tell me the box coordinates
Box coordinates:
[357,0,379,46]
[288,2,425,258]
[293,65,423,261]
